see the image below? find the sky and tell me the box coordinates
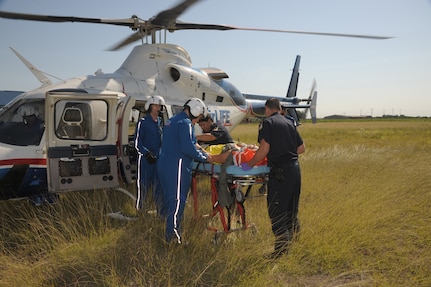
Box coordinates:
[0,0,430,118]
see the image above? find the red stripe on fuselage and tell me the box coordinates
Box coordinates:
[0,158,47,166]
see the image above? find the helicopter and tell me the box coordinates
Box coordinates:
[0,0,389,204]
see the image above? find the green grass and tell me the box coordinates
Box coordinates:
[1,119,430,286]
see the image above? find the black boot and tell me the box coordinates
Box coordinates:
[265,231,291,260]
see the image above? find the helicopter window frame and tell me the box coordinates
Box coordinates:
[54,99,109,141]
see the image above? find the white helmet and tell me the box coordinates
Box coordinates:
[185,98,207,118]
[145,95,165,111]
[19,104,40,118]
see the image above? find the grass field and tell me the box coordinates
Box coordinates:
[1,119,430,286]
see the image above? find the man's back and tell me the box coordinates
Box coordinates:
[259,113,303,166]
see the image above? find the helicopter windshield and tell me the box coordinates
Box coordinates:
[217,79,247,108]
[0,99,45,146]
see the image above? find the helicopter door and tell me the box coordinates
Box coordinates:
[45,92,119,193]
[116,96,136,185]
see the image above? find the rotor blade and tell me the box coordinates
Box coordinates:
[0,10,136,27]
[308,79,317,102]
[108,32,143,51]
[174,22,393,40]
[10,47,52,87]
[0,7,392,52]
[151,0,201,26]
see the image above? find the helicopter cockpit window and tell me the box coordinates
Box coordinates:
[0,99,45,146]
[54,100,108,141]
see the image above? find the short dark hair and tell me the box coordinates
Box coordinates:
[265,98,281,111]
[198,115,212,123]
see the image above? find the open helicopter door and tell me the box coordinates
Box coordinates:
[45,92,119,193]
[116,96,136,185]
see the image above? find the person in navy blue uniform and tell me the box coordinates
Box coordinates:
[134,95,165,213]
[241,98,305,259]
[157,98,213,244]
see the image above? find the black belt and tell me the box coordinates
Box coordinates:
[270,159,298,168]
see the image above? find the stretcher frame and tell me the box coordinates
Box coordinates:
[191,162,269,240]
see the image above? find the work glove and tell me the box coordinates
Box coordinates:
[241,162,253,171]
[145,152,157,164]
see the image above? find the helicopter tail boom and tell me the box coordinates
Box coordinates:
[244,54,317,123]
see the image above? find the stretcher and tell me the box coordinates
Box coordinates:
[191,161,269,239]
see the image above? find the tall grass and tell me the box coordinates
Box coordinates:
[1,119,430,286]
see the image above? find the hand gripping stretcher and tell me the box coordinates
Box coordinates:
[191,159,269,240]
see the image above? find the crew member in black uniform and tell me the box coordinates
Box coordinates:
[196,115,234,146]
[196,114,236,208]
[241,98,305,259]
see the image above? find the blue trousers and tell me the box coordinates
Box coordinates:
[157,157,192,243]
[136,155,163,213]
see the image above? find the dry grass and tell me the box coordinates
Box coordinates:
[1,119,430,286]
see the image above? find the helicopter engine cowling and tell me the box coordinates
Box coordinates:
[168,63,210,88]
[166,63,228,103]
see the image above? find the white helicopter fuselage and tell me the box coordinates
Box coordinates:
[0,43,252,200]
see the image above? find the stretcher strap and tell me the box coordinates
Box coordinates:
[193,162,217,174]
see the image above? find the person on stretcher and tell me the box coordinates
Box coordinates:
[204,143,267,166]
[195,115,267,207]
[196,115,265,165]
[199,142,267,208]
